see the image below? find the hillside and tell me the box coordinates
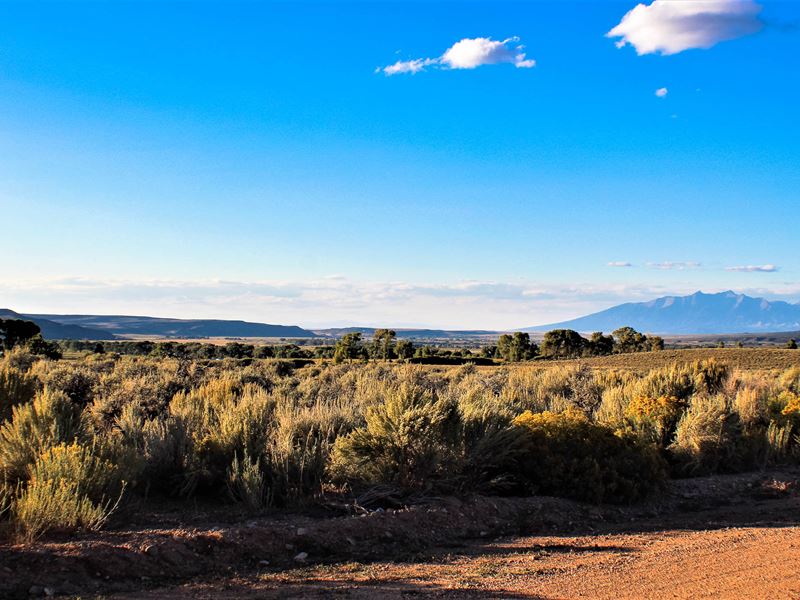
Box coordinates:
[525,291,800,335]
[27,313,316,339]
[0,309,116,340]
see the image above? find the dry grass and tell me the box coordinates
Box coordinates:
[541,348,800,372]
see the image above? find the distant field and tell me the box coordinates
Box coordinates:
[544,348,800,371]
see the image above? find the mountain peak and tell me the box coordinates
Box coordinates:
[524,291,800,335]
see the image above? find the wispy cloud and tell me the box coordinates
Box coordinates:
[381,58,437,76]
[0,276,709,330]
[608,0,764,56]
[726,264,780,273]
[655,87,668,98]
[4,277,800,329]
[608,261,634,268]
[378,37,535,76]
[646,261,702,271]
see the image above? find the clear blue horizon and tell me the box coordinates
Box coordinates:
[2,1,799,329]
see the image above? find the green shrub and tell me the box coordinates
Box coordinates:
[329,384,459,490]
[162,383,274,497]
[138,415,193,495]
[33,363,98,407]
[0,479,13,520]
[227,451,267,510]
[0,366,38,422]
[453,399,528,493]
[636,364,695,401]
[691,360,730,395]
[668,396,745,476]
[780,367,800,394]
[766,422,796,461]
[13,442,124,541]
[0,389,82,482]
[514,409,664,504]
[267,397,355,505]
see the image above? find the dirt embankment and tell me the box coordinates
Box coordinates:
[1,470,798,599]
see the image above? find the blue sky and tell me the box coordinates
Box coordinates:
[1,1,799,328]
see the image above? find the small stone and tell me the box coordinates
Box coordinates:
[43,588,55,598]
[294,551,308,562]
[296,527,308,536]
[258,560,270,567]
[285,543,295,551]
[479,531,488,537]
[28,585,43,596]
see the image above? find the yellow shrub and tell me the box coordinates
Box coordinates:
[780,392,800,417]
[513,408,664,503]
[625,394,686,447]
[13,442,124,541]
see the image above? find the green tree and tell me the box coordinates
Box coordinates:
[787,339,798,350]
[370,329,397,361]
[26,334,62,360]
[0,319,41,352]
[612,327,648,354]
[333,333,365,363]
[648,336,665,351]
[395,339,414,361]
[496,332,538,362]
[587,332,614,356]
[540,329,586,359]
[480,345,497,359]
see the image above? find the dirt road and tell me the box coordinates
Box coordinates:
[3,471,796,599]
[114,505,800,599]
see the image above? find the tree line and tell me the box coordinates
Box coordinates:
[4,318,666,364]
[486,327,665,362]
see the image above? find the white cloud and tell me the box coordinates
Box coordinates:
[646,261,702,270]
[656,87,669,97]
[440,37,535,69]
[608,0,763,56]
[608,261,634,268]
[378,37,535,76]
[726,264,779,273]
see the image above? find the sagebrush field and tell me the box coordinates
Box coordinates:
[2,347,800,540]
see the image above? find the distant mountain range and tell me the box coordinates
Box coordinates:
[0,309,116,340]
[524,291,800,335]
[5,290,800,341]
[0,310,315,340]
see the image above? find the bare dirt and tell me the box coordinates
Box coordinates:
[2,471,799,599]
